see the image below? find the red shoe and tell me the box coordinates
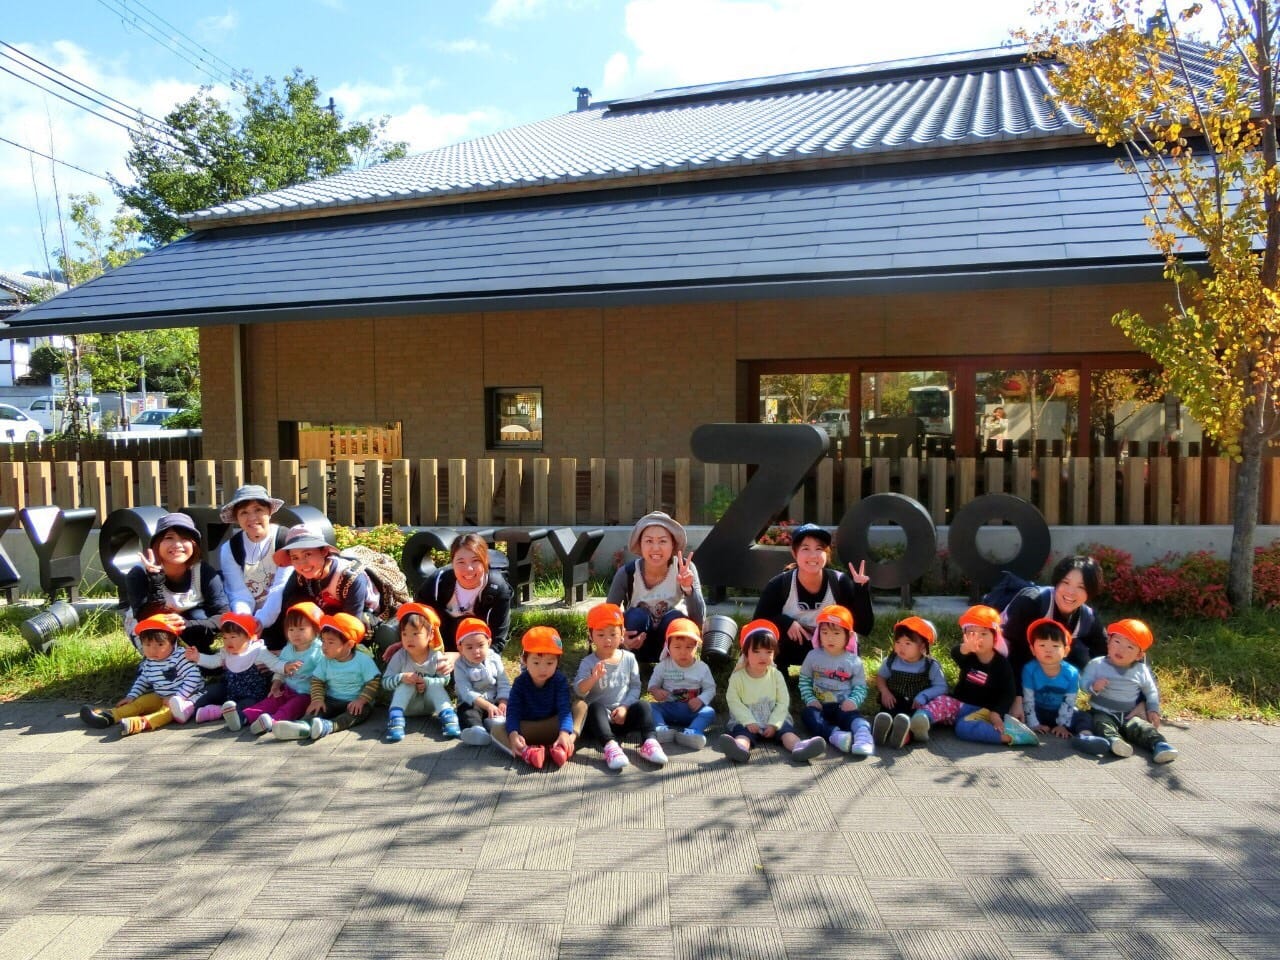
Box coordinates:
[522,745,546,769]
[549,741,574,767]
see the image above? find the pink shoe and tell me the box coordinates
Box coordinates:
[194,705,223,724]
[603,741,629,770]
[167,696,195,723]
[639,737,668,766]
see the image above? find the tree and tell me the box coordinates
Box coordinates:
[1024,1,1280,609]
[760,373,848,422]
[117,69,408,245]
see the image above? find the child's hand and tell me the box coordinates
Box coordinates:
[1051,724,1071,739]
[762,725,777,738]
[609,705,628,725]
[283,662,301,676]
[509,732,527,754]
[269,679,283,698]
[414,676,427,693]
[590,661,607,685]
[687,696,703,711]
[1147,710,1162,729]
[494,701,507,717]
[1009,698,1024,723]
[988,712,1004,731]
[746,723,761,735]
[304,701,324,717]
[1034,724,1050,734]
[116,696,134,707]
[554,730,575,751]
[649,687,669,702]
[839,699,857,713]
[182,646,201,663]
[881,690,898,709]
[436,653,456,676]
[348,698,367,716]
[786,622,810,645]
[1092,678,1109,693]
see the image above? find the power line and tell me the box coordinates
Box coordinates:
[0,134,110,181]
[96,0,247,88]
[114,0,247,84]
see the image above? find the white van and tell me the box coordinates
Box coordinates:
[26,395,102,434]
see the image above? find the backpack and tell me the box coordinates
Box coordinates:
[981,570,1034,613]
[228,525,290,568]
[340,545,412,621]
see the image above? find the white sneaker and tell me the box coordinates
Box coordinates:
[603,741,630,770]
[674,729,707,750]
[828,730,853,753]
[167,696,195,723]
[652,724,675,744]
[639,737,668,766]
[249,714,274,735]
[461,725,491,746]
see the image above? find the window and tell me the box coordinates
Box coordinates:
[487,387,543,449]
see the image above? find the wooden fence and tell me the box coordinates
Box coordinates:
[0,434,202,464]
[296,425,402,462]
[0,452,1276,529]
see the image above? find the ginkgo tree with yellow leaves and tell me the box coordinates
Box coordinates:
[1023,0,1280,610]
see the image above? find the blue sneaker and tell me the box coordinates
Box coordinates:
[310,718,334,740]
[439,708,461,738]
[385,708,405,743]
[1152,741,1179,764]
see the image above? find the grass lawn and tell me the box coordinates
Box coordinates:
[3,600,1276,722]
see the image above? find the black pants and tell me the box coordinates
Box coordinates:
[576,700,656,745]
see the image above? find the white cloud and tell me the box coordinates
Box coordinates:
[600,0,1041,98]
[196,10,239,41]
[429,38,494,55]
[484,0,550,26]
[383,104,508,154]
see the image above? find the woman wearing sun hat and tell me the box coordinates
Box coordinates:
[276,524,376,636]
[217,484,291,641]
[124,512,229,655]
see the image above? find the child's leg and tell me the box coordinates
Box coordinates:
[273,692,312,722]
[113,693,165,720]
[390,684,424,716]
[580,701,616,746]
[953,706,1008,744]
[922,695,963,727]
[138,704,175,731]
[241,694,280,726]
[1120,715,1166,753]
[458,702,486,730]
[619,700,658,739]
[717,723,756,761]
[192,682,227,712]
[512,716,560,747]
[801,703,835,739]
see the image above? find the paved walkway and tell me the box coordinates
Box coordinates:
[0,702,1276,960]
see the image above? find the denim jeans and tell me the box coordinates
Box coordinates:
[802,701,870,740]
[624,607,685,663]
[652,699,715,734]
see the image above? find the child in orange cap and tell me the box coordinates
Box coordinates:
[242,601,325,735]
[272,613,380,740]
[453,617,511,748]
[1019,618,1083,743]
[717,620,826,763]
[575,603,667,769]
[648,617,716,750]
[915,606,1039,747]
[79,616,206,736]
[873,616,947,749]
[800,604,874,757]
[182,611,276,731]
[505,626,576,769]
[381,602,458,742]
[1075,619,1177,763]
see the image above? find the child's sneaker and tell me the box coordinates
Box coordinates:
[829,730,853,753]
[460,725,491,746]
[674,729,707,750]
[385,708,406,743]
[652,724,675,743]
[249,714,274,736]
[270,720,311,740]
[888,714,912,749]
[194,704,222,724]
[221,701,242,732]
[1004,716,1041,747]
[118,716,149,736]
[549,740,574,767]
[1108,736,1134,758]
[80,705,113,728]
[522,744,546,769]
[438,708,461,738]
[872,711,892,745]
[167,696,195,723]
[1152,741,1179,764]
[603,741,630,770]
[909,709,931,743]
[1072,733,1110,755]
[850,725,875,758]
[716,733,750,763]
[639,738,668,766]
[310,718,334,740]
[791,736,826,763]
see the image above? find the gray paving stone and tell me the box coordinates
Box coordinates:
[91,918,235,959]
[672,923,787,960]
[458,871,568,922]
[665,826,760,875]
[443,920,560,960]
[968,875,1096,932]
[780,928,903,959]
[767,873,881,928]
[997,931,1126,959]
[871,879,984,928]
[744,792,837,831]
[855,831,951,878]
[558,926,674,959]
[478,825,576,871]
[1105,930,1245,959]
[667,874,768,924]
[564,871,669,926]
[928,834,1033,876]
[755,829,861,875]
[573,827,668,872]
[1020,833,1146,880]
[1155,877,1280,933]
[908,795,1004,834]
[325,920,451,959]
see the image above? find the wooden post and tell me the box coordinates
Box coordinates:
[984,457,1004,497]
[815,458,833,525]
[504,458,522,525]
[899,457,919,503]
[645,458,662,514]
[1094,457,1116,525]
[108,461,133,511]
[872,458,891,494]
[1151,456,1173,526]
[590,458,607,524]
[306,459,328,514]
[250,459,271,493]
[559,458,577,525]
[955,458,976,512]
[276,460,300,506]
[1123,456,1146,524]
[166,460,189,509]
[0,463,24,511]
[447,458,467,526]
[1263,458,1280,524]
[674,457,692,525]
[335,459,357,526]
[364,458,383,527]
[192,461,217,507]
[703,462,721,524]
[926,458,947,524]
[617,458,634,524]
[390,459,411,526]
[418,459,438,525]
[1013,456,1033,502]
[137,461,162,507]
[54,461,80,509]
[222,460,244,500]
[843,457,862,512]
[477,458,496,527]
[28,462,52,506]
[1038,456,1059,525]
[82,460,108,524]
[532,457,550,525]
[1205,457,1230,524]
[1067,458,1090,525]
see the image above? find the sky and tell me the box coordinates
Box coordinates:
[1,0,1044,274]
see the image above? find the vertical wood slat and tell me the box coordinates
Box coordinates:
[954,457,976,513]
[1094,457,1116,525]
[418,459,438,525]
[222,460,244,501]
[108,461,132,511]
[1038,456,1060,525]
[192,461,217,507]
[476,459,495,527]
[926,458,947,524]
[276,460,300,506]
[504,458,523,525]
[1067,458,1090,525]
[984,457,1004,498]
[815,458,833,525]
[843,457,862,513]
[702,463,721,525]
[306,459,328,514]
[1151,456,1173,526]
[0,463,24,511]
[166,460,189,509]
[644,458,662,514]
[364,459,383,527]
[674,457,691,525]
[250,459,271,493]
[390,459,411,526]
[1205,457,1230,524]
[82,460,107,523]
[1263,457,1280,524]
[532,457,550,525]
[898,457,919,504]
[334,459,357,526]
[447,458,467,526]
[871,458,891,494]
[1123,456,1146,524]
[590,458,607,524]
[617,458,634,524]
[28,462,53,506]
[1012,456,1033,502]
[137,461,161,507]
[54,461,80,509]
[559,458,577,525]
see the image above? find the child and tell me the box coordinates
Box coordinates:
[799,604,874,757]
[79,616,206,736]
[1020,617,1082,741]
[242,602,325,735]
[872,616,948,749]
[717,619,826,763]
[505,625,576,769]
[648,617,716,749]
[1075,619,1178,763]
[574,603,667,769]
[453,617,511,747]
[381,602,459,742]
[916,605,1039,747]
[183,612,274,731]
[272,613,380,740]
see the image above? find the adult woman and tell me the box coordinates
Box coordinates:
[414,533,513,654]
[605,511,705,663]
[276,524,375,628]
[752,523,873,669]
[1001,555,1106,677]
[125,512,229,654]
[217,485,291,646]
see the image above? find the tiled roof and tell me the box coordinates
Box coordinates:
[188,47,1107,227]
[0,271,65,299]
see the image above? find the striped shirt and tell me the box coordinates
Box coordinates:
[126,648,205,701]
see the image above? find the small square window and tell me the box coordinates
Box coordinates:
[487,387,543,450]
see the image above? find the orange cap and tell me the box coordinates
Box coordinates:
[958,605,1002,632]
[586,603,625,631]
[815,604,853,633]
[665,617,701,641]
[319,612,365,645]
[220,612,260,637]
[893,615,937,645]
[739,618,779,648]
[1026,616,1072,654]
[1107,618,1154,651]
[455,616,492,642]
[134,615,181,638]
[395,602,441,631]
[286,602,324,630]
[521,625,564,656]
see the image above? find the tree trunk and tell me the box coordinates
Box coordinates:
[1228,404,1264,610]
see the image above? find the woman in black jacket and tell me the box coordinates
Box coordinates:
[413,532,513,654]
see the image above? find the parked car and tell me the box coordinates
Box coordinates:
[128,408,183,432]
[813,408,851,439]
[26,395,102,434]
[0,404,45,442]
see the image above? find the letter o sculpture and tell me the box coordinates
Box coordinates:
[98,506,171,601]
[946,493,1051,590]
[835,493,936,590]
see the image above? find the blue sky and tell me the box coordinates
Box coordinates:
[1,0,1041,273]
